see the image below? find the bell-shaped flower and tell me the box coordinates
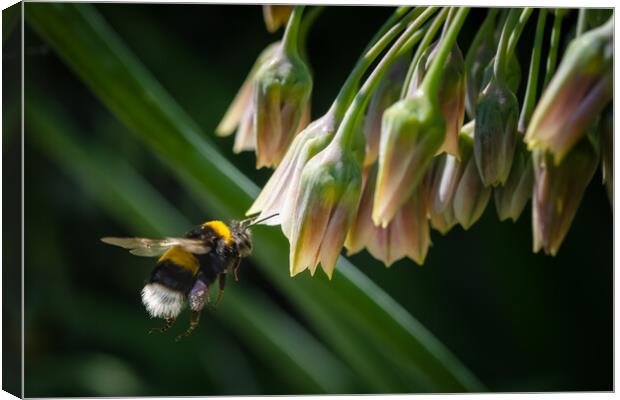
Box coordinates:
[253,44,313,168]
[216,42,280,151]
[362,54,409,167]
[473,76,519,187]
[493,140,534,222]
[532,133,599,255]
[247,110,338,235]
[524,18,613,164]
[373,93,446,228]
[408,42,466,158]
[288,138,363,278]
[346,165,431,266]
[425,120,474,233]
[453,126,491,229]
[424,159,457,235]
[262,5,293,33]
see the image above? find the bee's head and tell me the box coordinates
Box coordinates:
[231,221,253,257]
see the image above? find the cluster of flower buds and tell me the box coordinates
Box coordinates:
[218,7,614,278]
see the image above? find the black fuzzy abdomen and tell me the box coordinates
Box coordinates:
[149,260,196,293]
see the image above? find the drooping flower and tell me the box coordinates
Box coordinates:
[288,138,363,278]
[253,42,313,168]
[453,123,491,229]
[246,109,338,235]
[425,120,474,233]
[215,42,280,151]
[373,93,446,227]
[532,132,599,256]
[493,140,533,222]
[473,75,519,187]
[346,164,431,266]
[407,42,466,158]
[362,53,409,167]
[425,158,459,235]
[525,17,613,164]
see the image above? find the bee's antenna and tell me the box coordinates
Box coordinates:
[248,213,279,227]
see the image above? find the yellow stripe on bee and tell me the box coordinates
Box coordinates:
[202,220,234,245]
[158,246,200,275]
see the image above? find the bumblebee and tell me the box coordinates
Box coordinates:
[101,215,274,341]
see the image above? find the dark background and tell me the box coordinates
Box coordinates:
[5,4,613,396]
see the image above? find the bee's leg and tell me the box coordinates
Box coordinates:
[232,258,241,282]
[148,317,176,334]
[175,311,200,342]
[212,274,227,310]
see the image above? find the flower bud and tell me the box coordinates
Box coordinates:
[362,54,409,167]
[453,127,492,229]
[288,140,362,278]
[373,93,446,227]
[254,46,313,168]
[532,133,599,255]
[216,42,280,144]
[247,111,337,232]
[473,76,519,187]
[424,159,458,235]
[425,120,475,233]
[262,5,293,33]
[493,140,534,221]
[408,42,466,158]
[346,165,431,266]
[525,19,612,164]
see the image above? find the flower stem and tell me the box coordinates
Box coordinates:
[401,7,449,98]
[333,7,436,121]
[542,10,564,88]
[282,6,305,58]
[334,8,439,148]
[493,8,520,81]
[464,8,498,76]
[421,7,470,98]
[507,8,533,53]
[576,8,587,36]
[518,8,547,133]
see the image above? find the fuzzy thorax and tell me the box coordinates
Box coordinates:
[141,283,185,319]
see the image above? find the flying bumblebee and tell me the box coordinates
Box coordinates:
[101,214,275,341]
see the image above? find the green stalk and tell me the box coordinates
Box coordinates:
[543,10,564,88]
[493,8,520,81]
[282,6,305,58]
[401,7,449,98]
[334,9,439,148]
[332,7,436,120]
[507,8,533,53]
[576,8,587,37]
[440,7,456,40]
[421,7,470,97]
[518,8,547,133]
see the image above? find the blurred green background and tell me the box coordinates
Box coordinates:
[5,3,613,396]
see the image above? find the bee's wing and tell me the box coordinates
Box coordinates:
[100,237,211,257]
